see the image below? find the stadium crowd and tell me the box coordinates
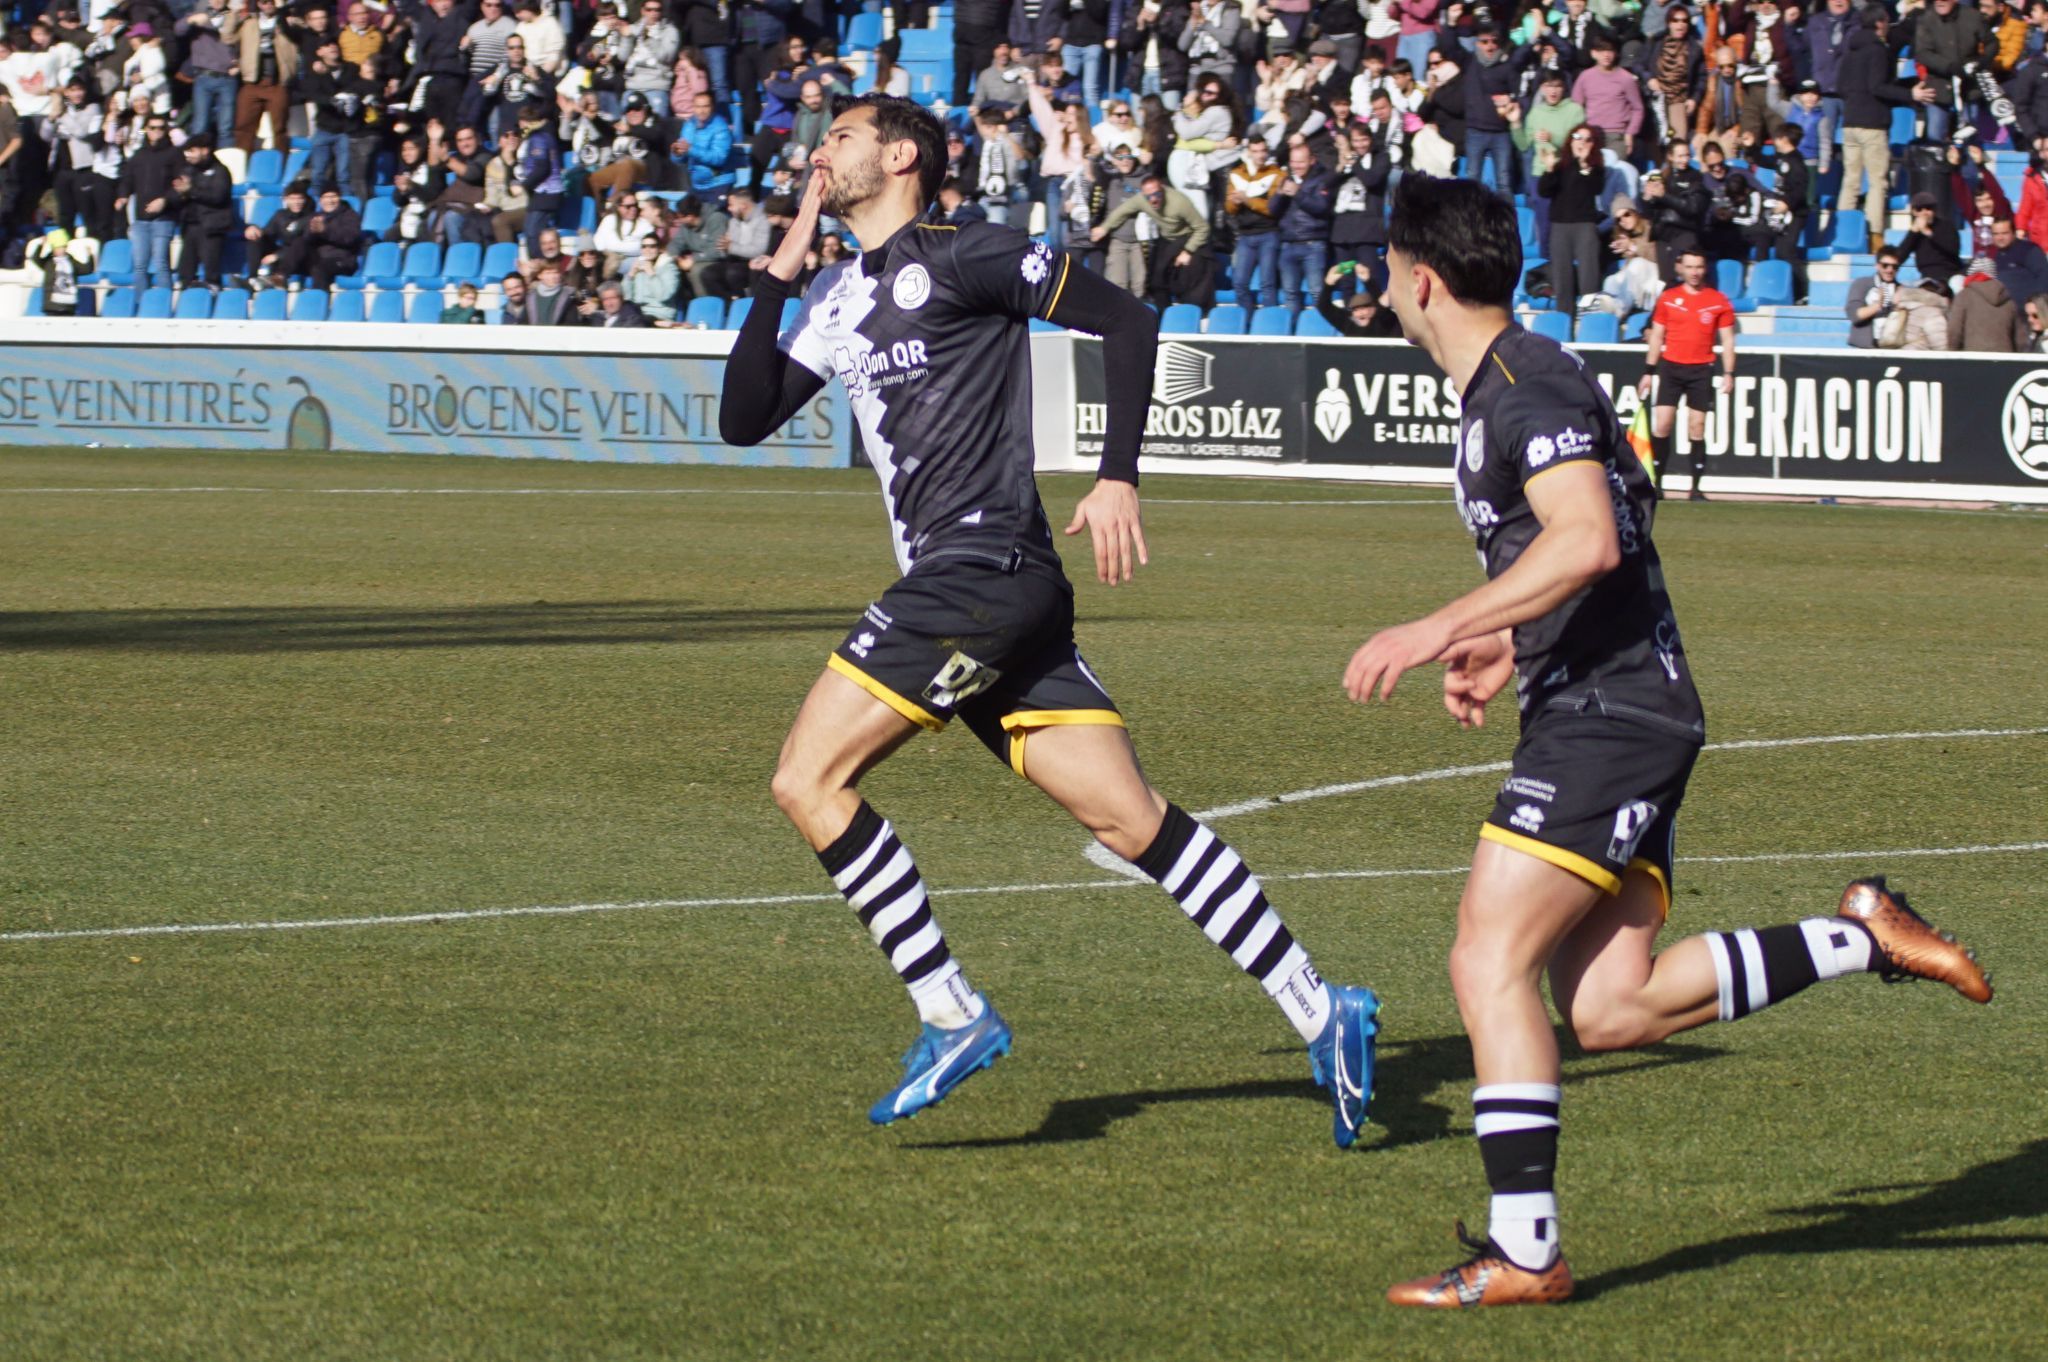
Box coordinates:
[4,0,2048,345]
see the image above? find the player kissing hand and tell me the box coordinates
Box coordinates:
[1344,615,1456,705]
[766,172,827,283]
[1064,478,1149,585]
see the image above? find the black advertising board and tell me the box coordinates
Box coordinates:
[1071,337,2048,494]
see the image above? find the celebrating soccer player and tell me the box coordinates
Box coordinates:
[718,94,1380,1144]
[1347,176,1992,1308]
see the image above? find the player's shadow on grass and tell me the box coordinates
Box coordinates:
[0,601,853,653]
[909,1030,1726,1152]
[1575,1138,2048,1301]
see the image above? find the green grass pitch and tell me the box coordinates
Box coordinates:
[2,448,2044,1361]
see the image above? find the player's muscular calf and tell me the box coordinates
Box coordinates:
[769,667,922,850]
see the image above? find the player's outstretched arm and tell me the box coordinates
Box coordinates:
[717,175,829,447]
[1346,462,1620,704]
[1043,263,1159,584]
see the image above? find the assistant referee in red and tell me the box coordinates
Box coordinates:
[1635,248,1737,502]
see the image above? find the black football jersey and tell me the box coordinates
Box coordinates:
[779,217,1074,575]
[1453,326,1706,737]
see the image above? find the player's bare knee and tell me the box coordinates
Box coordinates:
[769,760,823,826]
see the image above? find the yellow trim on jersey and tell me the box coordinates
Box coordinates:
[1480,823,1624,895]
[1628,857,1672,920]
[826,653,947,732]
[998,708,1127,778]
[916,222,960,231]
[1523,459,1601,492]
[1491,352,1517,384]
[1042,255,1074,319]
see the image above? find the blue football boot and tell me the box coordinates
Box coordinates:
[1307,985,1380,1149]
[868,1004,1013,1125]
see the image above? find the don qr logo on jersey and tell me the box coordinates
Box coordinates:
[892,263,932,310]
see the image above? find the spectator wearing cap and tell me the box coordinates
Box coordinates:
[1572,36,1642,160]
[241,183,312,284]
[664,191,731,299]
[174,131,236,288]
[224,0,299,153]
[268,184,362,290]
[512,98,564,250]
[116,107,181,288]
[674,89,737,196]
[1784,79,1826,174]
[121,23,169,113]
[175,5,238,149]
[1089,145,1149,294]
[1303,38,1354,103]
[618,236,680,321]
[584,92,666,200]
[1318,269,1402,335]
[1901,188,1968,282]
[1949,254,2029,351]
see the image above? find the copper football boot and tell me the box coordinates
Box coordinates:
[1386,1224,1575,1308]
[1836,877,1993,1004]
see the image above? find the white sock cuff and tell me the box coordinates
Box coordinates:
[1802,916,1873,979]
[1705,929,1737,1021]
[1473,1082,1562,1106]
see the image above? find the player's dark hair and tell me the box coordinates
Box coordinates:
[1388,175,1521,309]
[832,91,947,206]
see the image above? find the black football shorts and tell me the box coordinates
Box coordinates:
[1654,360,1716,411]
[828,558,1122,774]
[1481,709,1703,912]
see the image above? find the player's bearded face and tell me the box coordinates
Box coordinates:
[820,128,889,217]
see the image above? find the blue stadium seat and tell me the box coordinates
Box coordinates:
[248,195,282,231]
[1575,311,1620,344]
[406,290,444,323]
[899,29,950,59]
[368,290,407,323]
[250,288,288,321]
[1159,302,1202,333]
[1889,105,1917,146]
[845,8,883,50]
[1833,209,1868,253]
[1622,311,1649,341]
[243,149,282,189]
[358,240,404,289]
[1714,258,1746,301]
[252,148,310,195]
[725,298,754,329]
[1527,310,1572,342]
[25,286,43,314]
[1248,305,1293,335]
[1028,316,1062,332]
[442,241,484,284]
[1747,259,1795,306]
[100,287,139,318]
[576,197,599,233]
[173,288,215,320]
[138,287,174,319]
[684,295,727,327]
[327,290,365,322]
[1293,307,1339,337]
[86,237,134,286]
[360,198,398,236]
[778,297,801,330]
[1516,205,1540,255]
[1205,304,1248,335]
[1807,279,1850,308]
[212,287,251,321]
[400,241,445,288]
[481,241,521,282]
[289,289,330,322]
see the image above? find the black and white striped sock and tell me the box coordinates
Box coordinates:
[1705,919,1875,1022]
[818,801,982,1030]
[1133,804,1331,1042]
[1474,1082,1562,1271]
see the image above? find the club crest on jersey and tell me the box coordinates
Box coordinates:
[893,263,932,310]
[1021,242,1052,285]
[1462,419,1486,473]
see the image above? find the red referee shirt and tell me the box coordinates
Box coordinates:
[1650,286,1735,365]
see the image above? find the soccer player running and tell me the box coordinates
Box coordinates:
[718,93,1380,1144]
[1638,247,1737,501]
[1348,177,1991,1308]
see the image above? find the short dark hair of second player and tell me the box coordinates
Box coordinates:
[830,91,946,208]
[1387,176,1521,309]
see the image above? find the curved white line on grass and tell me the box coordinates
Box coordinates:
[7,839,2044,944]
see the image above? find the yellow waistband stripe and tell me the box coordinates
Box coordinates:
[1000,709,1126,778]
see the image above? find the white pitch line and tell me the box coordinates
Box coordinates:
[7,839,2045,945]
[1193,725,2048,822]
[0,485,1445,506]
